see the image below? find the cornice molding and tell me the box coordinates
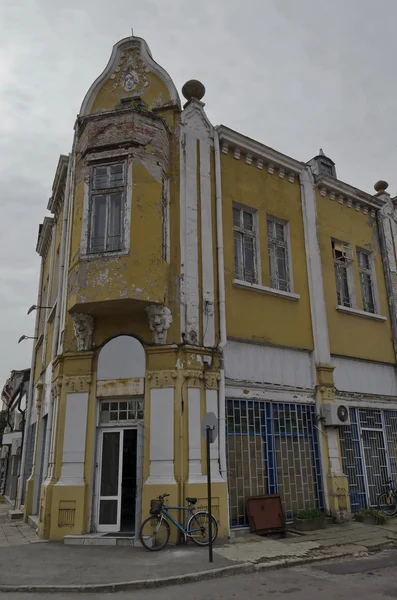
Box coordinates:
[47,154,69,216]
[216,125,305,175]
[315,174,385,212]
[216,125,383,214]
[36,217,54,257]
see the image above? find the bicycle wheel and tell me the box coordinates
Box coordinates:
[139,516,170,551]
[378,492,397,516]
[188,511,218,546]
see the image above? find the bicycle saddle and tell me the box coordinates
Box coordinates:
[186,497,198,505]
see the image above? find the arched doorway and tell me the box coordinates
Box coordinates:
[94,336,145,534]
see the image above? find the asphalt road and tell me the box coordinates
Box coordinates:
[5,548,397,599]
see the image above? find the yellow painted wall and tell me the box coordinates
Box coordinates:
[316,193,395,363]
[222,154,313,350]
[33,243,52,384]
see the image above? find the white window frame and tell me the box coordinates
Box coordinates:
[51,247,60,303]
[39,277,49,336]
[357,247,379,314]
[80,156,133,259]
[332,240,356,309]
[48,245,59,324]
[88,162,125,254]
[266,216,294,292]
[233,204,260,285]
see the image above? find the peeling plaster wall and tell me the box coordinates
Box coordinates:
[179,101,216,347]
[66,109,172,319]
[77,111,170,170]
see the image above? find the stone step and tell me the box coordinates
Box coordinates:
[64,534,141,547]
[8,509,23,520]
[27,514,39,530]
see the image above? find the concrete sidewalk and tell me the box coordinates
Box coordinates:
[2,519,397,592]
[0,501,45,546]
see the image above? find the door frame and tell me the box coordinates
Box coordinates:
[359,424,390,507]
[94,423,144,534]
[95,427,124,533]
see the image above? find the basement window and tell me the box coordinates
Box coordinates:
[88,163,125,254]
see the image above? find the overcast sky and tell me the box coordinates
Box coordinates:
[0,0,396,386]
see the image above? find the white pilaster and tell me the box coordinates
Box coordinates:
[55,392,88,487]
[180,132,199,343]
[206,389,224,482]
[200,138,215,347]
[382,217,397,272]
[180,99,215,346]
[300,167,331,366]
[146,388,176,485]
[300,167,342,495]
[327,428,345,477]
[44,395,59,484]
[188,388,206,483]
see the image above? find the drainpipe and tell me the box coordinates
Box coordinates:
[16,260,44,510]
[214,131,227,482]
[42,152,74,483]
[15,379,28,508]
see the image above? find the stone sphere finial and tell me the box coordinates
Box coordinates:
[374,180,389,193]
[182,79,205,102]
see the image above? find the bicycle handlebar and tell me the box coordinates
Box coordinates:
[158,493,170,500]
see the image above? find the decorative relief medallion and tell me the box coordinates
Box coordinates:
[64,376,92,393]
[72,313,94,352]
[146,305,172,344]
[317,385,336,401]
[110,48,150,95]
[204,372,220,389]
[123,70,139,92]
[146,371,177,388]
[51,377,63,398]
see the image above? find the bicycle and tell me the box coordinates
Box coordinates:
[377,478,397,516]
[139,493,218,551]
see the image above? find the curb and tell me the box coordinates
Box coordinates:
[0,542,395,594]
[0,563,255,594]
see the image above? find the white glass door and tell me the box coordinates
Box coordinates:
[134,422,144,538]
[96,428,123,532]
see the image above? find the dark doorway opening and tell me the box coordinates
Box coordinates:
[121,429,137,532]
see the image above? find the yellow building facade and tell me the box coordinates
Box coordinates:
[19,35,397,541]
